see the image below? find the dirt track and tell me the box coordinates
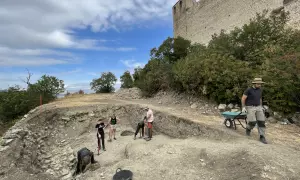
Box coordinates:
[1,94,300,180]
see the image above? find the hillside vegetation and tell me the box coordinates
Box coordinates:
[0,75,65,124]
[129,9,300,114]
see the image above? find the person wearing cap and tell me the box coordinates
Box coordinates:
[241,78,267,144]
[144,107,154,141]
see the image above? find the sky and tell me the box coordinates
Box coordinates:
[0,0,178,93]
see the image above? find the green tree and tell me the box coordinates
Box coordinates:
[120,71,134,88]
[208,9,289,66]
[132,67,143,87]
[150,36,191,64]
[0,86,30,121]
[90,72,117,93]
[28,75,65,103]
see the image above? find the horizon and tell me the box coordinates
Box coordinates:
[0,0,178,94]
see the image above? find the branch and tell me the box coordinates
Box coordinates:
[19,69,33,85]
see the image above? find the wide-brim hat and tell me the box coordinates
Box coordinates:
[252,78,265,84]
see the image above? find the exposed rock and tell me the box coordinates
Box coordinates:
[218,104,227,111]
[202,86,207,95]
[234,104,240,109]
[61,173,72,180]
[46,169,55,175]
[78,119,86,122]
[191,103,198,109]
[29,108,37,114]
[0,146,9,152]
[227,103,234,109]
[62,117,71,121]
[0,139,14,146]
[2,133,17,139]
[114,87,142,99]
[267,117,277,124]
[291,113,300,126]
[273,112,282,119]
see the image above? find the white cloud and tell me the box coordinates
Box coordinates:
[0,1,177,47]
[0,68,86,90]
[0,0,177,67]
[121,59,145,69]
[120,59,146,74]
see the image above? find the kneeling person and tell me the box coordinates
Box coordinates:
[76,147,97,174]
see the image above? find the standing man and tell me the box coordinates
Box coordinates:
[241,78,267,144]
[145,107,154,141]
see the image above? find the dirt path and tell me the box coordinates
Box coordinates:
[55,94,300,150]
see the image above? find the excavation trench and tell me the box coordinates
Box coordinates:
[0,103,300,180]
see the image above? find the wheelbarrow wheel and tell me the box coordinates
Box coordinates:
[224,118,233,128]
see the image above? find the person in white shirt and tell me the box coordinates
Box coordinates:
[145,107,154,141]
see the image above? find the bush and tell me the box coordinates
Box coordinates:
[133,59,173,97]
[173,51,253,103]
[78,90,85,94]
[136,9,300,114]
[262,53,300,114]
[120,71,134,88]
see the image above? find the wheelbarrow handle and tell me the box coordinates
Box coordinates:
[234,111,243,118]
[116,168,122,173]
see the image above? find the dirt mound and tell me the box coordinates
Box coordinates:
[114,87,142,99]
[1,96,300,180]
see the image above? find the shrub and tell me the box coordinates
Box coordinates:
[78,90,84,94]
[120,71,134,88]
[137,9,300,113]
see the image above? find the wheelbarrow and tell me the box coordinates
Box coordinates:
[221,111,247,130]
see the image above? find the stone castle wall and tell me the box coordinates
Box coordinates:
[173,0,300,44]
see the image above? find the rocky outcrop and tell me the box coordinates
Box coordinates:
[114,88,142,99]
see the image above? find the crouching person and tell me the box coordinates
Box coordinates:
[76,147,97,174]
[134,116,147,140]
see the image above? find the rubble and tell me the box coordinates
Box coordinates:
[114,87,142,99]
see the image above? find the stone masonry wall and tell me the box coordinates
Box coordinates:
[173,0,300,44]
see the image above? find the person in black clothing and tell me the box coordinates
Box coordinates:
[134,116,147,140]
[241,77,267,144]
[95,119,107,154]
[76,147,97,174]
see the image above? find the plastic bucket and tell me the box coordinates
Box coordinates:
[112,168,133,180]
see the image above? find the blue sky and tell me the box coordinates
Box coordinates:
[0,0,177,93]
